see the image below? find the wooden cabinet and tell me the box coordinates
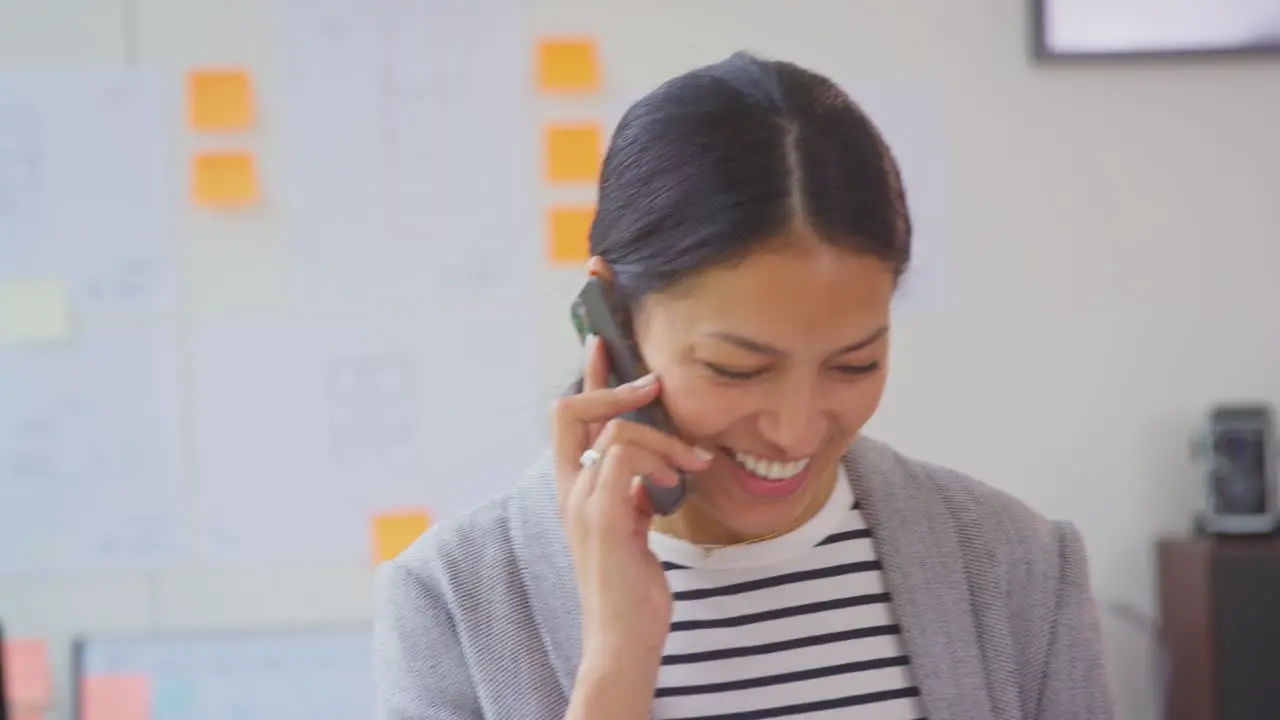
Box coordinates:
[1159,537,1280,720]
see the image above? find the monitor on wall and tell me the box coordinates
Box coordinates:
[1034,0,1280,58]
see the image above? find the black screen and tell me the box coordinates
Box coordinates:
[1213,428,1270,515]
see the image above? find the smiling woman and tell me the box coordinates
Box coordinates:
[374,52,1115,720]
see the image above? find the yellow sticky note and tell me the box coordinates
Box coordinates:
[188,68,254,132]
[547,206,594,264]
[192,152,259,208]
[372,509,431,563]
[3,638,52,707]
[537,38,600,93]
[545,123,602,183]
[80,674,150,720]
[0,280,70,345]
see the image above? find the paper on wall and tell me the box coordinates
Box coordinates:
[191,151,260,208]
[189,305,540,566]
[2,637,53,708]
[0,322,185,574]
[536,37,602,94]
[0,280,71,345]
[371,508,431,563]
[546,205,594,264]
[272,0,535,307]
[187,68,255,132]
[544,122,603,183]
[80,675,150,720]
[0,69,176,315]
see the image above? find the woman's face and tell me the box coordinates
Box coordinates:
[624,240,896,543]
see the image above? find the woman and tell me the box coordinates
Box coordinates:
[374,52,1114,720]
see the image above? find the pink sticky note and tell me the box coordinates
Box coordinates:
[81,674,151,720]
[3,638,52,706]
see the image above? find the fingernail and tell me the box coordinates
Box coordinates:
[628,373,657,389]
[694,446,715,463]
[582,334,597,358]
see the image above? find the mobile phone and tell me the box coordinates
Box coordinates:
[570,276,688,515]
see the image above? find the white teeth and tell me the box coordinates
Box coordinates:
[731,450,810,480]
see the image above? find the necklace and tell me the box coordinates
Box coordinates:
[692,526,791,558]
[654,509,808,558]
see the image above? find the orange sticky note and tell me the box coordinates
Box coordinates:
[192,152,259,208]
[545,123,602,183]
[547,206,594,264]
[187,68,254,131]
[81,674,150,720]
[372,509,430,563]
[3,638,52,707]
[537,38,600,93]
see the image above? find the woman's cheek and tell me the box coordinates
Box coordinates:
[829,374,889,437]
[659,373,747,440]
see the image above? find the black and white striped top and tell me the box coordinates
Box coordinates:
[648,468,926,719]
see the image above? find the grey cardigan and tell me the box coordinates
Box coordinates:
[374,435,1115,719]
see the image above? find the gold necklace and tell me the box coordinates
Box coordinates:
[693,526,791,558]
[655,509,808,558]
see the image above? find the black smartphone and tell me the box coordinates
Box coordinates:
[571,276,688,515]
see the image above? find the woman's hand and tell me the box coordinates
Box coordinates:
[552,336,713,672]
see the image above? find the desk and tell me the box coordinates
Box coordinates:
[1159,536,1280,720]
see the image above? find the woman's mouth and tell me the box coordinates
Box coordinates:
[730,449,811,479]
[722,448,813,498]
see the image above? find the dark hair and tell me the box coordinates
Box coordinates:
[591,51,911,307]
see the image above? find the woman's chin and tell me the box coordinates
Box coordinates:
[686,484,814,542]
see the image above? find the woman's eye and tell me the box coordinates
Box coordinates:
[703,362,768,380]
[832,361,881,376]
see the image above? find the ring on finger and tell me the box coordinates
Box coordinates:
[579,447,603,469]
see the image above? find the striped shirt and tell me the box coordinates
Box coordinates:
[647,467,926,719]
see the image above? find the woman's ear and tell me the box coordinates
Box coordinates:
[585,256,614,281]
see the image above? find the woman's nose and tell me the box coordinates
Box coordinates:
[756,388,827,458]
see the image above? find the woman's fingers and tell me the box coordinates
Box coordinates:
[551,374,661,481]
[582,443,678,521]
[552,335,711,518]
[581,335,609,440]
[582,334,609,393]
[592,418,713,474]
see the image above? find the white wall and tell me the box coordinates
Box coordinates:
[3,1,1280,719]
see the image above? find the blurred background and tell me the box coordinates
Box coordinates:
[2,0,1280,719]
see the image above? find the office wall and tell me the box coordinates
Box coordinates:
[2,1,1279,718]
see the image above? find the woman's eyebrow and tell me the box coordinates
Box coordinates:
[703,332,782,356]
[830,326,889,355]
[703,326,888,358]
